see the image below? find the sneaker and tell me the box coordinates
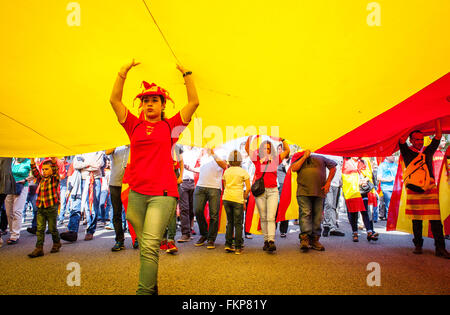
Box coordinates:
[245,233,253,239]
[7,239,18,245]
[160,240,168,250]
[367,231,379,242]
[352,232,359,242]
[263,241,270,251]
[267,241,276,252]
[280,233,287,238]
[235,248,242,255]
[330,230,345,237]
[322,227,330,237]
[166,241,178,254]
[206,241,215,249]
[60,231,78,242]
[105,224,114,230]
[84,233,94,241]
[177,234,191,243]
[112,242,125,252]
[224,245,235,253]
[195,236,207,246]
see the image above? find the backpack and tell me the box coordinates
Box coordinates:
[403,149,433,193]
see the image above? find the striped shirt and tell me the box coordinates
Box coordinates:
[31,161,60,208]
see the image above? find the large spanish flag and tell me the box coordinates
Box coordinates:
[276,152,304,223]
[386,148,450,237]
[2,1,450,158]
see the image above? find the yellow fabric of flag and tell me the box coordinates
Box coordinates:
[1,1,450,157]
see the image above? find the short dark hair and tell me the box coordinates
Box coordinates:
[409,130,423,139]
[42,160,53,167]
[228,150,242,167]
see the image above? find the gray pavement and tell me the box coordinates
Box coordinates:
[0,210,449,295]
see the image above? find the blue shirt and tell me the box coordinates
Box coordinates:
[377,161,397,192]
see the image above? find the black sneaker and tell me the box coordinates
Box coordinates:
[322,227,330,237]
[60,231,78,242]
[195,236,207,247]
[111,242,125,252]
[330,230,345,237]
[268,241,276,252]
[206,240,215,249]
[263,241,269,251]
[27,227,37,235]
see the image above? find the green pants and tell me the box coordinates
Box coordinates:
[36,204,60,247]
[126,190,177,295]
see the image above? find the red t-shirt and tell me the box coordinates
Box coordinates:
[252,152,282,188]
[121,110,188,198]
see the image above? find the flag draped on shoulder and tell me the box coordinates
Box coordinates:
[276,151,304,223]
[387,148,449,237]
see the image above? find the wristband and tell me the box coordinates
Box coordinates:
[183,71,192,77]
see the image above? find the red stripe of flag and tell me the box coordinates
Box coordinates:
[406,199,439,205]
[405,210,441,215]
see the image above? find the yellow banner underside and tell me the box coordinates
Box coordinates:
[1,1,450,157]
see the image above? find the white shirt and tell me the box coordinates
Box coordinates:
[73,151,105,180]
[197,155,224,189]
[182,147,199,180]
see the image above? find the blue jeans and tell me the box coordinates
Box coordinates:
[297,195,324,237]
[223,200,244,249]
[68,197,82,233]
[99,190,111,222]
[382,190,392,218]
[193,186,221,241]
[67,178,101,234]
[58,185,68,222]
[126,190,177,295]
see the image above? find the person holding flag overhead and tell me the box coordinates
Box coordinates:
[291,151,337,252]
[110,59,199,294]
[398,119,449,258]
[193,147,227,250]
[245,136,290,252]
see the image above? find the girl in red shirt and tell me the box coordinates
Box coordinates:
[245,136,290,252]
[110,60,199,295]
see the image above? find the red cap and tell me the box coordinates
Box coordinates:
[135,81,174,104]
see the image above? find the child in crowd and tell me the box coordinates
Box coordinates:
[222,150,250,255]
[28,157,62,258]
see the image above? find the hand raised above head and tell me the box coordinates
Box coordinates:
[120,59,140,76]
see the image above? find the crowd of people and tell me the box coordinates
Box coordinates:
[0,61,448,295]
[1,134,448,253]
